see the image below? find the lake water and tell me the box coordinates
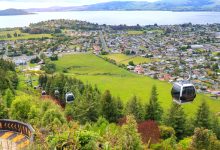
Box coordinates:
[1,11,220,28]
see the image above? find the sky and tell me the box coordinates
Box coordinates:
[0,0,159,10]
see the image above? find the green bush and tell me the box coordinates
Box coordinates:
[0,103,8,119]
[191,128,220,150]
[76,130,100,150]
[177,137,192,150]
[10,96,31,121]
[159,125,175,140]
[42,109,66,126]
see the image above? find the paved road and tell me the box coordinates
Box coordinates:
[0,131,30,150]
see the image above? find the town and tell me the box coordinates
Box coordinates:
[0,20,220,97]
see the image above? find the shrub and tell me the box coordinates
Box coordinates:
[138,120,160,144]
[159,125,175,140]
[117,115,143,150]
[50,54,58,61]
[191,128,220,150]
[100,51,109,55]
[0,103,8,119]
[42,109,66,126]
[62,68,68,73]
[30,56,41,64]
[10,96,31,121]
[177,137,192,150]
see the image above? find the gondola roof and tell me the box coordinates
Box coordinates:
[174,81,194,87]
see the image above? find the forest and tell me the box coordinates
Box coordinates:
[0,58,220,149]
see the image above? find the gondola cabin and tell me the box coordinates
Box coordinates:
[41,90,47,96]
[54,90,60,97]
[171,81,196,104]
[65,92,75,103]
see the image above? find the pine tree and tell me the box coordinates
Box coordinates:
[101,90,118,122]
[165,102,186,140]
[191,128,219,150]
[3,88,14,108]
[126,95,144,121]
[0,103,8,119]
[118,115,143,150]
[145,85,163,122]
[211,115,220,140]
[115,97,124,120]
[194,101,210,129]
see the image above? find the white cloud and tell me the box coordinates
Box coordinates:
[0,0,159,9]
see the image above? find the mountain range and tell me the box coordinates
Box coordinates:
[0,0,220,16]
[0,9,31,16]
[24,0,220,12]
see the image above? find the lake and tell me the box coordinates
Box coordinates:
[1,11,220,28]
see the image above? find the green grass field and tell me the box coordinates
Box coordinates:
[127,30,164,35]
[127,30,144,35]
[102,53,157,65]
[145,29,164,34]
[54,54,220,116]
[0,29,52,41]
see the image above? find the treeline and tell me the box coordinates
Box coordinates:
[0,58,18,94]
[20,27,61,34]
[110,24,143,30]
[0,72,220,149]
[20,19,103,35]
[0,58,18,120]
[39,74,220,140]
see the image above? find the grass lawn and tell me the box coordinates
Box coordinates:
[54,54,220,116]
[145,29,164,34]
[0,29,52,41]
[102,53,157,65]
[127,30,144,35]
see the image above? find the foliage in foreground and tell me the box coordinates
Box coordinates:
[0,57,219,149]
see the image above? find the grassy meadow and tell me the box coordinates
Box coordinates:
[54,54,220,116]
[0,29,52,41]
[127,30,144,35]
[127,29,164,35]
[102,53,157,65]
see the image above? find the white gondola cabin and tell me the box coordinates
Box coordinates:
[41,90,47,96]
[65,92,75,103]
[54,90,60,97]
[171,81,196,104]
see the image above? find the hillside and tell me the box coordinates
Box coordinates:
[54,54,220,116]
[24,0,220,12]
[83,0,220,11]
[0,9,30,16]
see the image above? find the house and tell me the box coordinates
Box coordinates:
[14,59,27,66]
[127,65,135,70]
[93,45,101,55]
[134,65,144,74]
[191,45,204,49]
[163,74,172,81]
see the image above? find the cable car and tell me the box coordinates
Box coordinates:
[171,81,196,104]
[54,90,60,97]
[65,92,75,103]
[41,90,47,96]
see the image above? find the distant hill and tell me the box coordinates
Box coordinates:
[82,0,220,11]
[24,0,220,12]
[0,9,31,16]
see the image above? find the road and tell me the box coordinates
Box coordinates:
[99,31,108,52]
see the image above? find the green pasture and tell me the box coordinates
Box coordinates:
[54,54,220,116]
[0,29,52,41]
[102,53,157,65]
[127,30,144,35]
